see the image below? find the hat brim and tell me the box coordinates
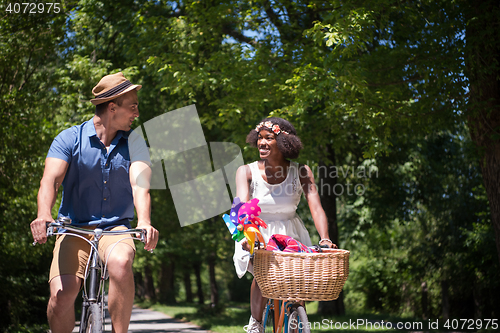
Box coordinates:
[90,84,142,105]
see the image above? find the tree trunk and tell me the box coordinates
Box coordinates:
[441,280,450,321]
[473,277,482,319]
[158,259,176,304]
[421,282,429,320]
[143,264,156,301]
[465,0,500,265]
[193,261,205,305]
[134,271,145,299]
[207,252,219,306]
[317,145,345,316]
[183,266,194,303]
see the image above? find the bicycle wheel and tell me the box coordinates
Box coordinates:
[81,302,103,333]
[263,305,275,333]
[287,305,310,333]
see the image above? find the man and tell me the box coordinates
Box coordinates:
[30,72,159,333]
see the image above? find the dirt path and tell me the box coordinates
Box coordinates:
[73,306,209,333]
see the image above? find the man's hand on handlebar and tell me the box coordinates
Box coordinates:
[136,222,159,252]
[30,215,53,245]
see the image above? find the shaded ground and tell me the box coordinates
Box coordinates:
[73,307,209,333]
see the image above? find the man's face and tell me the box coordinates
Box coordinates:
[111,90,139,131]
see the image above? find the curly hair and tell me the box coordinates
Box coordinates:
[246,117,303,159]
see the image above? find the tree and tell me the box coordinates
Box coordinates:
[289,0,500,268]
[464,0,500,266]
[5,0,500,326]
[0,2,69,330]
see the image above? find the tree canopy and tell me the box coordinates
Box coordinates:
[1,0,499,331]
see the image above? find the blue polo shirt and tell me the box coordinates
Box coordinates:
[47,117,150,229]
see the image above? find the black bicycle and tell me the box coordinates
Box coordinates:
[37,217,146,333]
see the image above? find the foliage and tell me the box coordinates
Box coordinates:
[340,130,499,317]
[0,2,71,330]
[1,0,500,329]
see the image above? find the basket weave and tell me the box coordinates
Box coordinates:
[253,248,350,301]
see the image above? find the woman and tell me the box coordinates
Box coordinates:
[233,117,336,333]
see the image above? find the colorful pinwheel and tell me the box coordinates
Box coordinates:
[222,197,267,253]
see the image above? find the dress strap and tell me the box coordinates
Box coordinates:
[248,161,260,182]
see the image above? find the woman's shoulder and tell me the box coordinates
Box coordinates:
[236,162,256,181]
[246,161,261,171]
[296,162,313,181]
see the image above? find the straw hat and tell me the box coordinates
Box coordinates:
[90,72,142,105]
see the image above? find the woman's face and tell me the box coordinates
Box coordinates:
[257,129,281,160]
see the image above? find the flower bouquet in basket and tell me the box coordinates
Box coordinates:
[222,197,349,301]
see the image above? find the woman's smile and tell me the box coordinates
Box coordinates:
[259,146,271,157]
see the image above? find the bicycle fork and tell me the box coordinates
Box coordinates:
[88,247,100,302]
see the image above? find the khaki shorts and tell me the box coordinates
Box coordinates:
[49,226,136,282]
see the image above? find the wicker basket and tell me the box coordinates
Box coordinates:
[253,248,350,301]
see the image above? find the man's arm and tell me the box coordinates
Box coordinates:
[129,160,158,251]
[30,157,69,244]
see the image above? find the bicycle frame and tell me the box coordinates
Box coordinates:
[263,299,307,333]
[248,241,312,333]
[79,229,104,333]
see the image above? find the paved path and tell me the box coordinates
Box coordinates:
[74,306,210,333]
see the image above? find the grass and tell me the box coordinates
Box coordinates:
[141,301,414,333]
[148,302,251,333]
[143,301,497,333]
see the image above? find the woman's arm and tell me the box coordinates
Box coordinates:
[235,164,251,202]
[299,164,337,248]
[235,164,252,251]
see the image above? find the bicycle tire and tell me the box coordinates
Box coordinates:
[287,305,310,333]
[263,306,275,333]
[81,302,103,333]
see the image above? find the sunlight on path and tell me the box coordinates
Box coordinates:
[73,307,209,333]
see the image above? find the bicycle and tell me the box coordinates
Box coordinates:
[256,246,316,333]
[262,298,309,333]
[34,217,147,333]
[221,199,349,333]
[254,247,350,333]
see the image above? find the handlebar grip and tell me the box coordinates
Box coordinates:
[138,229,154,253]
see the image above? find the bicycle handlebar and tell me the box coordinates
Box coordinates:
[33,217,147,245]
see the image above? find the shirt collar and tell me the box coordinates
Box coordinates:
[83,116,130,142]
[84,117,98,138]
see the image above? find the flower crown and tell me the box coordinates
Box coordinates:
[255,121,290,135]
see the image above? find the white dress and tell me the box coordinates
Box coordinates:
[233,161,312,278]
